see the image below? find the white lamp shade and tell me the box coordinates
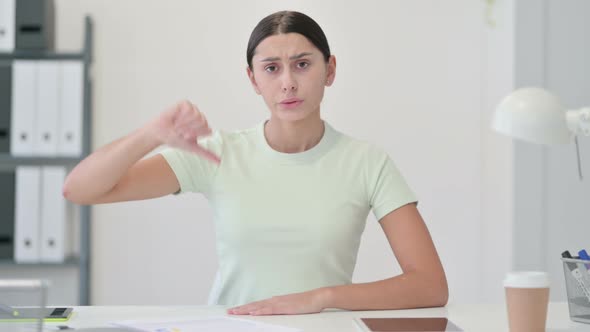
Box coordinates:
[492,87,572,144]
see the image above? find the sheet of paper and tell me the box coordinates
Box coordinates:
[112,316,302,332]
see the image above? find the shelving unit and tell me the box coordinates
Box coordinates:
[0,16,93,305]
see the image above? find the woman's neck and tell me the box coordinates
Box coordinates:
[264,114,325,153]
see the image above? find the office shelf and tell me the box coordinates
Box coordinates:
[0,257,80,266]
[0,51,85,60]
[0,16,92,63]
[0,155,83,170]
[0,16,93,305]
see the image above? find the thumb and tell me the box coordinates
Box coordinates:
[187,142,221,164]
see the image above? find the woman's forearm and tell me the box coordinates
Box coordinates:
[62,122,161,204]
[63,100,217,205]
[321,271,448,311]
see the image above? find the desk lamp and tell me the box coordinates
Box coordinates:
[492,87,590,179]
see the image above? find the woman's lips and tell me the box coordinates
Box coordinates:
[279,98,303,109]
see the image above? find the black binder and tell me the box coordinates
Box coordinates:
[0,61,10,153]
[15,0,54,50]
[0,171,15,259]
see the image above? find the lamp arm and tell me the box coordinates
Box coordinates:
[565,107,589,181]
[566,107,590,136]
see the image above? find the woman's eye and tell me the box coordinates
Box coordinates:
[297,62,309,69]
[265,65,277,73]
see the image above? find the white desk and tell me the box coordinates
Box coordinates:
[43,302,587,332]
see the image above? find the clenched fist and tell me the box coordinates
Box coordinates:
[151,100,220,164]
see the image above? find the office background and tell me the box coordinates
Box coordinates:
[8,0,586,305]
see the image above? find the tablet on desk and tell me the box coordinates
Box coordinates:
[0,307,73,322]
[354,317,463,332]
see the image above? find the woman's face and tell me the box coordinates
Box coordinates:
[248,33,336,123]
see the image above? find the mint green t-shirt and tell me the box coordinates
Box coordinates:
[160,121,417,306]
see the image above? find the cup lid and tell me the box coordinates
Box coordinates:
[504,271,550,288]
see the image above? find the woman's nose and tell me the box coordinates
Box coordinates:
[281,71,297,92]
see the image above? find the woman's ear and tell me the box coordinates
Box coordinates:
[247,66,262,95]
[325,55,336,87]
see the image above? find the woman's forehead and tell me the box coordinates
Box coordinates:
[253,33,318,61]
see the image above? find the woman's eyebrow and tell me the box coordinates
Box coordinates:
[259,52,313,62]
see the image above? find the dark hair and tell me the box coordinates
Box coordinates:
[246,11,331,69]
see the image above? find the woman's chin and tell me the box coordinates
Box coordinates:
[273,109,315,123]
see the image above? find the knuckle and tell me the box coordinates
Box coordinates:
[176,100,188,111]
[194,110,203,122]
[178,100,196,114]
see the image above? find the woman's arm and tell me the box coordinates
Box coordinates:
[228,203,448,315]
[63,100,219,205]
[321,203,448,310]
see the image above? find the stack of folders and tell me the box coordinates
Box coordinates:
[0,60,84,263]
[8,60,84,157]
[13,166,79,264]
[0,0,55,52]
[0,0,83,263]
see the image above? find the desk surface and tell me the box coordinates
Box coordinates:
[45,302,587,332]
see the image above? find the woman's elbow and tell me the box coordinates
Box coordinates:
[430,275,449,307]
[62,180,91,205]
[433,282,449,307]
[62,183,82,204]
[414,270,448,308]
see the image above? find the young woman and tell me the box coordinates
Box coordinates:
[63,10,448,315]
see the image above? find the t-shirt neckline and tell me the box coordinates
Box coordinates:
[256,120,339,164]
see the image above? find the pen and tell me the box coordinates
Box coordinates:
[0,303,19,317]
[562,250,590,302]
[578,249,590,271]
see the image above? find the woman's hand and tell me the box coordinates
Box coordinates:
[149,100,220,163]
[227,288,330,316]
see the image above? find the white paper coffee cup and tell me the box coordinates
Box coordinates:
[504,271,550,288]
[504,271,550,332]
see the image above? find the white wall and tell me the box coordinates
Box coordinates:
[480,0,515,302]
[512,0,546,275]
[54,0,501,305]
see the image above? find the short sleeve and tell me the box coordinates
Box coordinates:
[159,131,223,195]
[367,149,418,221]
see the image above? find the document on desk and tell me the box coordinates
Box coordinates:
[112,316,302,332]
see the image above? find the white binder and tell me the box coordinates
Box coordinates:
[10,60,37,156]
[39,166,68,262]
[58,61,83,156]
[35,60,60,156]
[14,166,41,263]
[0,0,15,51]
